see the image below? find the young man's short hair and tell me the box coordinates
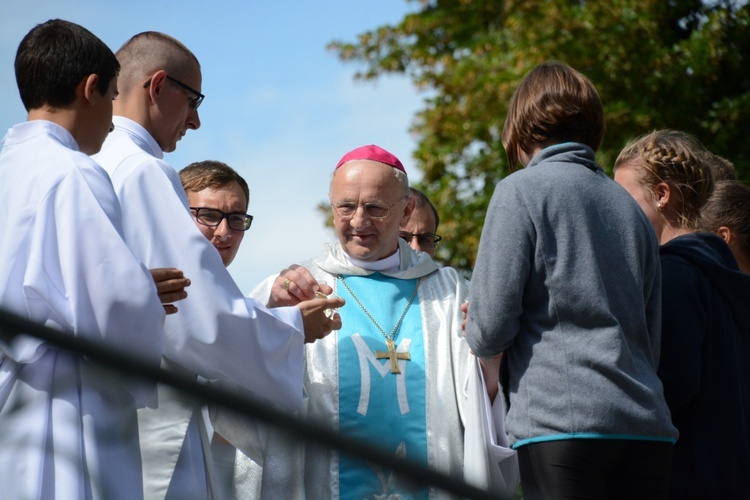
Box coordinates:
[180,160,250,211]
[15,19,119,111]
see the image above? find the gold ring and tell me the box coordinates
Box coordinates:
[281,279,291,290]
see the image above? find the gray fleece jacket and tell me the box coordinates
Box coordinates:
[466,143,678,447]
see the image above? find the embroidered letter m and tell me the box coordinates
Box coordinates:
[351,334,411,416]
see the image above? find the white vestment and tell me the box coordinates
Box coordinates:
[214,241,518,499]
[0,121,165,499]
[94,117,306,500]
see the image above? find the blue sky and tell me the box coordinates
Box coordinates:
[0,0,423,291]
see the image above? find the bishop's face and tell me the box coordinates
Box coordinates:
[329,161,413,262]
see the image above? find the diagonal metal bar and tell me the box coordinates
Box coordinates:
[0,307,502,500]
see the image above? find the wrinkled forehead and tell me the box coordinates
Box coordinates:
[329,160,406,199]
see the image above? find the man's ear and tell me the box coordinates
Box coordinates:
[144,70,168,101]
[717,226,733,245]
[82,74,99,105]
[400,193,416,227]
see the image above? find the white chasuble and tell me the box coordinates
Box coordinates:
[213,241,519,499]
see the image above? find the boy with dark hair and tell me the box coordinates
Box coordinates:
[0,19,187,498]
[14,19,120,114]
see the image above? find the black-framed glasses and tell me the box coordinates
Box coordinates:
[399,231,442,249]
[190,207,253,231]
[331,196,407,220]
[143,75,205,109]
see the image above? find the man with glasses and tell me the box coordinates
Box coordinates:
[214,145,518,498]
[178,160,255,498]
[180,160,252,267]
[94,32,343,500]
[399,187,442,257]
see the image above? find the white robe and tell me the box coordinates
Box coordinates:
[0,120,165,499]
[94,116,307,500]
[214,241,518,499]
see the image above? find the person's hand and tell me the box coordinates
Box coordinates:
[478,354,503,404]
[461,298,503,402]
[462,298,502,360]
[268,265,334,307]
[150,268,190,315]
[298,295,346,343]
[460,299,469,335]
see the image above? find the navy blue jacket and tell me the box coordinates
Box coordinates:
[659,233,750,499]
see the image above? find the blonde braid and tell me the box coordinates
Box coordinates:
[615,130,714,230]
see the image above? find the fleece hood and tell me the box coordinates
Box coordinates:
[661,233,750,331]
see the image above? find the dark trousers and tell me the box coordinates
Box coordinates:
[517,439,673,500]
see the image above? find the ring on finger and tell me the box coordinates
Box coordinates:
[281,279,291,290]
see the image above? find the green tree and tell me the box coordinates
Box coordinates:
[328,0,750,275]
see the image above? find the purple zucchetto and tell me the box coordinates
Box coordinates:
[335,145,406,174]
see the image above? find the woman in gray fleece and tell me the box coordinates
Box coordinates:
[465,62,678,499]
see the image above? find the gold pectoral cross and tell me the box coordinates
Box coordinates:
[375,339,411,374]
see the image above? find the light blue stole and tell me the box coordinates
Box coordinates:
[337,273,428,499]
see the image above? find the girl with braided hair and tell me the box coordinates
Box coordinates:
[614,130,750,499]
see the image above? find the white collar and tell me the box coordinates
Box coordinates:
[112,116,163,159]
[343,246,401,272]
[313,240,439,280]
[6,120,78,151]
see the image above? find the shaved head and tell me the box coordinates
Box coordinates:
[115,31,200,94]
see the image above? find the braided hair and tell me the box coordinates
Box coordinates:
[614,130,714,230]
